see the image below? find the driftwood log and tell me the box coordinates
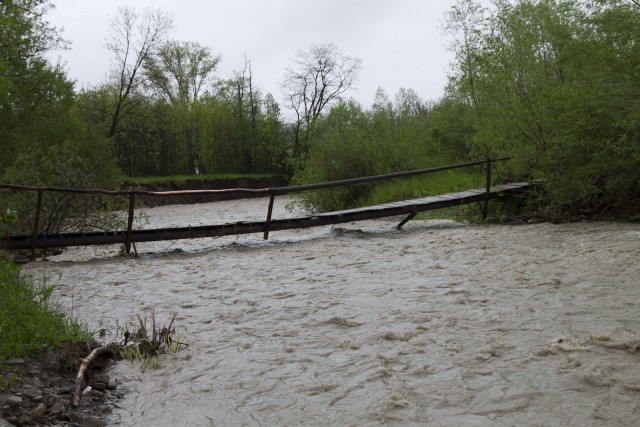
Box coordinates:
[72,346,115,407]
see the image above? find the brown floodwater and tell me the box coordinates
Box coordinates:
[23,198,640,426]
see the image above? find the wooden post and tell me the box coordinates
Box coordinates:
[483,158,491,220]
[30,190,43,260]
[396,211,418,230]
[263,192,276,240]
[125,193,135,255]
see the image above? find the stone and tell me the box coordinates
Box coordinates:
[18,414,33,425]
[69,412,107,427]
[27,367,41,376]
[4,395,22,407]
[1,417,17,427]
[107,378,118,390]
[90,389,105,399]
[92,381,107,391]
[29,377,45,388]
[48,376,63,386]
[44,392,62,406]
[58,384,73,395]
[22,386,42,399]
[49,401,65,415]
[92,373,110,385]
[31,402,48,418]
[4,358,25,366]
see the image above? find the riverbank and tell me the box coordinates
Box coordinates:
[1,342,121,427]
[0,256,121,426]
[121,175,289,206]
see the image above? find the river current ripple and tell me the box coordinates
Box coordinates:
[24,198,640,426]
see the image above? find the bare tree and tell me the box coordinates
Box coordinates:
[227,56,261,171]
[282,43,361,158]
[106,6,173,137]
[143,40,220,108]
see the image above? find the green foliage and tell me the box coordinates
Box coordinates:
[290,94,470,212]
[143,40,220,107]
[115,310,185,371]
[0,256,91,362]
[1,120,126,235]
[368,170,483,205]
[444,0,640,218]
[0,0,73,172]
[0,1,125,237]
[93,85,290,178]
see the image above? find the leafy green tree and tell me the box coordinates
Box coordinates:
[255,93,287,173]
[0,0,71,171]
[292,91,432,212]
[144,40,220,108]
[143,41,220,175]
[444,0,640,218]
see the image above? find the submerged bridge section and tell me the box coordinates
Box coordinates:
[0,158,538,258]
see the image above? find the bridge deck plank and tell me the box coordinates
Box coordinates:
[3,182,534,250]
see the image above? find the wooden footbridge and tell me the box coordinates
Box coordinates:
[1,158,537,258]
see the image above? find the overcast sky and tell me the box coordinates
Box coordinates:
[45,0,481,109]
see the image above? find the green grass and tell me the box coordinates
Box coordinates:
[366,169,489,221]
[126,173,287,185]
[367,169,486,205]
[0,256,91,364]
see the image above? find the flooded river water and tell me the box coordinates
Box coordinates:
[23,198,640,426]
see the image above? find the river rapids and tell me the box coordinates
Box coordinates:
[23,197,640,426]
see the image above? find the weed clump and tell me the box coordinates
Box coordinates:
[115,310,187,371]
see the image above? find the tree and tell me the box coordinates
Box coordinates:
[443,0,640,217]
[105,6,173,138]
[0,0,71,171]
[443,0,487,109]
[282,43,361,160]
[144,40,220,108]
[142,40,220,174]
[256,93,287,173]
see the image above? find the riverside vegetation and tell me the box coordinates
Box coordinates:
[1,0,638,230]
[1,0,638,421]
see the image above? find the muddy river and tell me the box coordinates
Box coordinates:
[23,198,640,426]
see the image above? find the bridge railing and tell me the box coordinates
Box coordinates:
[0,157,510,258]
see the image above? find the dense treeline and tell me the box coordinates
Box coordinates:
[443,0,640,218]
[83,74,290,177]
[295,0,640,218]
[1,0,638,226]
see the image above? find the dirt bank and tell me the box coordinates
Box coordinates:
[121,176,289,206]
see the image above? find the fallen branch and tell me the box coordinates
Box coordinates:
[72,346,115,407]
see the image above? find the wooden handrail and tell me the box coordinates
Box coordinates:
[1,157,511,255]
[0,157,510,197]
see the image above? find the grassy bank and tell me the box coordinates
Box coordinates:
[0,256,91,364]
[368,170,490,221]
[367,170,485,206]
